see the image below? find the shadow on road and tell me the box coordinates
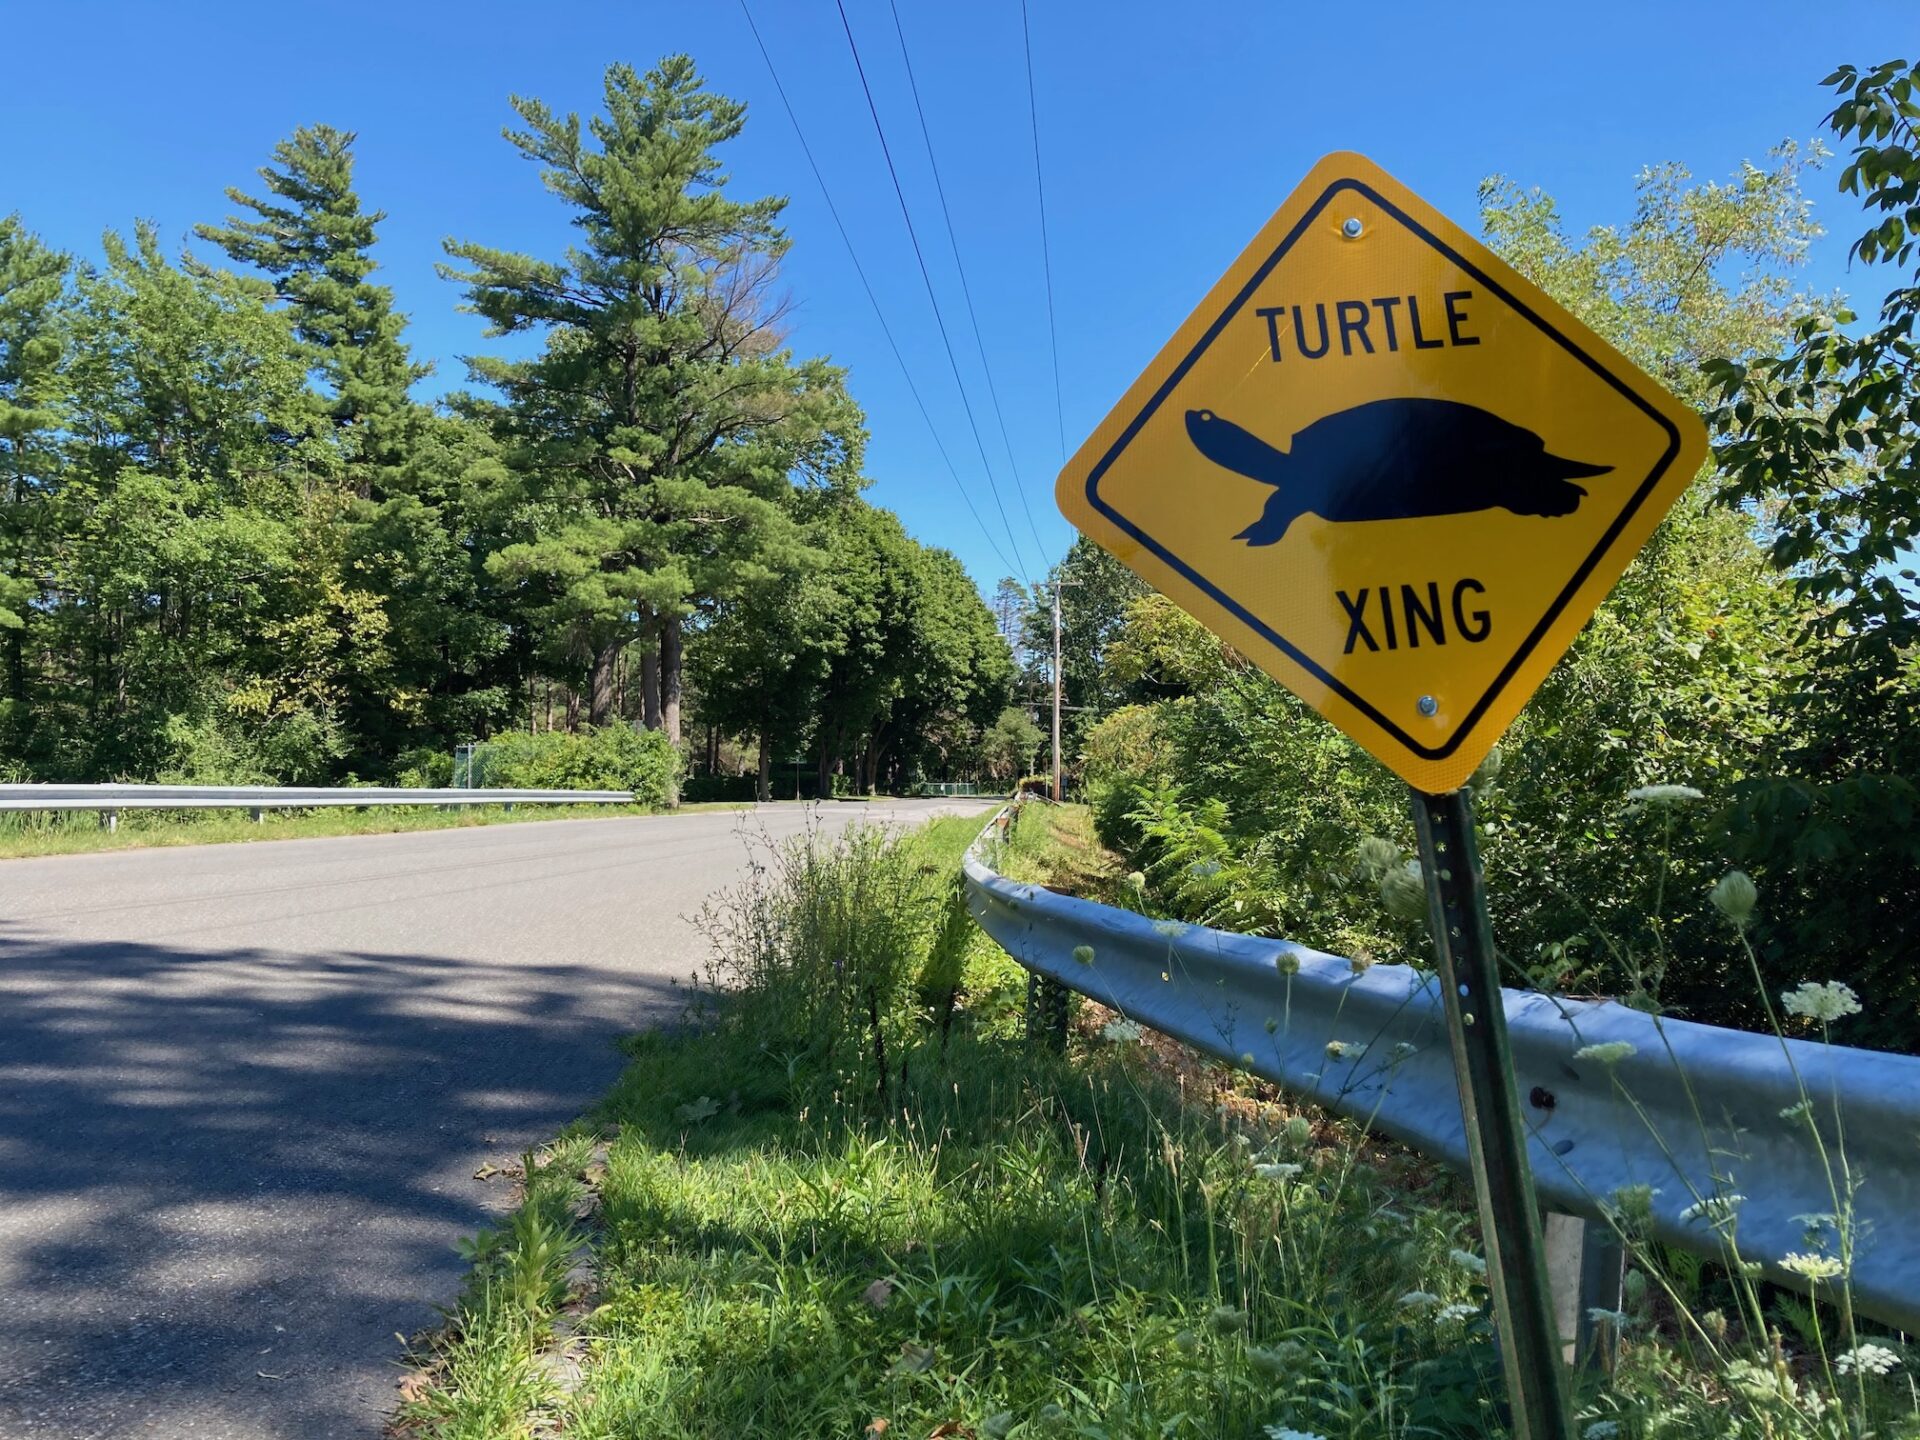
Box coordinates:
[0,926,679,1439]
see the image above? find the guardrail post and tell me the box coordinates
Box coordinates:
[1543,1211,1583,1365]
[1025,972,1069,1052]
[1575,1220,1626,1373]
[249,807,264,823]
[100,809,117,833]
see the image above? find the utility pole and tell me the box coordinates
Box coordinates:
[1051,581,1064,802]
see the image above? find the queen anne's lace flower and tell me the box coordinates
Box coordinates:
[1254,1162,1303,1182]
[1834,1342,1901,1376]
[1436,1302,1479,1323]
[1779,1251,1846,1281]
[1449,1248,1487,1275]
[1781,981,1862,1024]
[1100,1019,1142,1044]
[1262,1428,1327,1440]
[1587,1307,1631,1328]
[1582,1422,1621,1440]
[1379,860,1427,921]
[1710,870,1758,926]
[1679,1193,1745,1224]
[1626,784,1704,807]
[1397,1290,1442,1310]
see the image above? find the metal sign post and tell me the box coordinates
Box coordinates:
[1411,785,1570,1440]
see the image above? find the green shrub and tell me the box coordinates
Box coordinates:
[392,746,454,788]
[695,822,939,1104]
[1080,702,1171,791]
[680,772,759,803]
[472,726,680,808]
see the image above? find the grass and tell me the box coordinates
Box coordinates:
[0,797,761,860]
[394,804,1920,1440]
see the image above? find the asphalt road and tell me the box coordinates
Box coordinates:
[0,798,992,1439]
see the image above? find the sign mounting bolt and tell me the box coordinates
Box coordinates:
[1417,695,1439,717]
[1342,217,1364,238]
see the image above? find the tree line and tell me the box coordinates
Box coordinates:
[0,57,1022,800]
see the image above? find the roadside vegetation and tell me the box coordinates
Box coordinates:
[1038,61,1920,1054]
[395,805,1915,1439]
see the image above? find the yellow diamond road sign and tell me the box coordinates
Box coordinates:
[1057,152,1709,794]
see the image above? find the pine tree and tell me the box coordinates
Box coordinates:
[197,125,426,487]
[442,57,864,736]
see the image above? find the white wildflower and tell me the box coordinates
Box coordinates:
[1274,949,1301,977]
[1574,1041,1637,1066]
[1583,1423,1622,1440]
[1246,1345,1292,1376]
[1726,1356,1796,1401]
[1678,1193,1745,1224]
[1436,1302,1480,1323]
[1587,1307,1632,1328]
[1262,1427,1327,1440]
[1101,1019,1143,1044]
[1781,981,1861,1024]
[1449,1248,1487,1275]
[1779,1251,1846,1281]
[1187,859,1222,880]
[1325,1040,1365,1061]
[1397,1290,1442,1310]
[1792,1212,1837,1239]
[1779,1099,1814,1122]
[1153,919,1189,939]
[1387,1042,1419,1063]
[1626,784,1704,807]
[1127,870,1146,892]
[1834,1342,1901,1376]
[1709,870,1758,927]
[1254,1162,1303,1182]
[1380,860,1428,921]
[1349,952,1374,975]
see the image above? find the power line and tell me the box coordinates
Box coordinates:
[1020,0,1067,463]
[831,0,1040,587]
[735,0,1023,583]
[885,0,1050,570]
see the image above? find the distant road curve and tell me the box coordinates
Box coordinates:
[0,798,992,1440]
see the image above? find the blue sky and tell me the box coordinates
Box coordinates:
[3,1,1912,591]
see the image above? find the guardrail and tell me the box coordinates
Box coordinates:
[964,805,1920,1332]
[0,783,635,823]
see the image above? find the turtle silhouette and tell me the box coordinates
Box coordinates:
[1184,398,1611,546]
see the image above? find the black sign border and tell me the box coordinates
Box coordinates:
[1082,177,1685,765]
